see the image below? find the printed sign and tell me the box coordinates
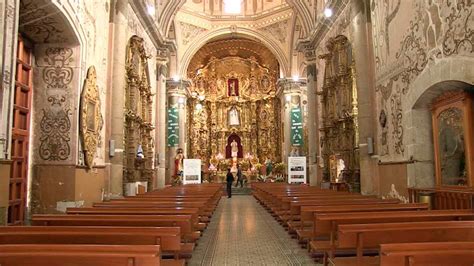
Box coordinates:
[183,159,201,184]
[290,107,303,146]
[288,156,306,184]
[167,107,179,147]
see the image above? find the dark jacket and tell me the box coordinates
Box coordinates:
[226,172,234,183]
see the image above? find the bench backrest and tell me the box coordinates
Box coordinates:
[380,242,474,266]
[338,221,474,249]
[0,226,181,252]
[31,214,193,235]
[0,244,161,266]
[315,209,474,239]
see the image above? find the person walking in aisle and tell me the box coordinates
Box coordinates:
[236,164,244,188]
[226,168,234,198]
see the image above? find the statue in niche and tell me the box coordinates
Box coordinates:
[261,76,269,90]
[229,107,240,126]
[228,78,239,96]
[174,148,184,177]
[231,140,238,157]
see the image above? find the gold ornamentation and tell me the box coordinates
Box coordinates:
[124,36,154,184]
[187,54,281,166]
[80,66,103,168]
[320,35,359,187]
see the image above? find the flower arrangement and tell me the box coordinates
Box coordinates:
[273,162,286,175]
[240,160,250,171]
[219,159,231,171]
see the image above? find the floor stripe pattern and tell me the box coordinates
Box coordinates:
[188,195,319,266]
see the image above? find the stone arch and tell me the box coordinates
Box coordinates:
[404,58,474,188]
[179,27,290,78]
[18,0,86,214]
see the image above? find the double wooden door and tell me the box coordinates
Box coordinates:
[9,36,32,225]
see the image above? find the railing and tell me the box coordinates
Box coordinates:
[408,187,474,210]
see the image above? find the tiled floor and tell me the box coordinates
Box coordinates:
[188,195,319,266]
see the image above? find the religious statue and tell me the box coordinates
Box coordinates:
[174,148,184,177]
[265,157,273,175]
[229,107,240,126]
[231,140,238,157]
[228,79,238,96]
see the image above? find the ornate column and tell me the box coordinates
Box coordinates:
[305,49,319,186]
[154,48,169,189]
[165,79,190,184]
[277,78,307,165]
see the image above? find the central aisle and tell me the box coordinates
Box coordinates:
[189,195,318,265]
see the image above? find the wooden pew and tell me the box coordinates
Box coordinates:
[309,209,474,262]
[379,242,474,266]
[295,202,421,245]
[0,226,184,265]
[94,201,213,218]
[31,214,197,257]
[0,244,161,266]
[331,221,474,266]
[66,207,206,231]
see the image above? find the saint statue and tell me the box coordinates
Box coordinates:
[229,107,240,126]
[231,140,238,157]
[265,157,273,175]
[228,79,238,96]
[174,148,184,177]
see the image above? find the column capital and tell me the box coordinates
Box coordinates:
[297,41,317,61]
[276,78,307,96]
[166,79,192,97]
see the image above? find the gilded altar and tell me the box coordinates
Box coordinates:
[123,36,154,186]
[319,35,360,189]
[187,55,281,167]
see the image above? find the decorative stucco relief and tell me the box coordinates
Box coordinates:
[375,0,473,159]
[19,0,73,43]
[260,19,289,44]
[179,22,207,45]
[39,48,74,161]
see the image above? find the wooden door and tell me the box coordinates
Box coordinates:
[9,36,32,225]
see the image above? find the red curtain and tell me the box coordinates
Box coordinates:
[225,133,243,158]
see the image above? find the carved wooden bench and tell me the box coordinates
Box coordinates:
[379,241,474,266]
[0,244,161,266]
[330,221,474,266]
[0,226,183,265]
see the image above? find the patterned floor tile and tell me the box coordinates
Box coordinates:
[188,196,320,266]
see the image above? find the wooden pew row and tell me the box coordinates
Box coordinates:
[0,244,161,266]
[330,221,474,266]
[309,209,474,263]
[66,207,207,231]
[295,203,428,246]
[286,198,400,229]
[96,201,214,218]
[379,242,474,266]
[32,214,197,257]
[0,226,184,265]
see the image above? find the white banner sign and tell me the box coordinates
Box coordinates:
[183,159,201,184]
[288,156,307,184]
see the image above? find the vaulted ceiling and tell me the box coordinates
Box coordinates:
[187,38,279,77]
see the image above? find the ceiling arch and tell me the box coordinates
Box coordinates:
[179,27,290,78]
[187,38,279,77]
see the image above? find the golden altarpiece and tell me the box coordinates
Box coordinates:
[187,56,281,169]
[319,35,360,191]
[123,36,154,187]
